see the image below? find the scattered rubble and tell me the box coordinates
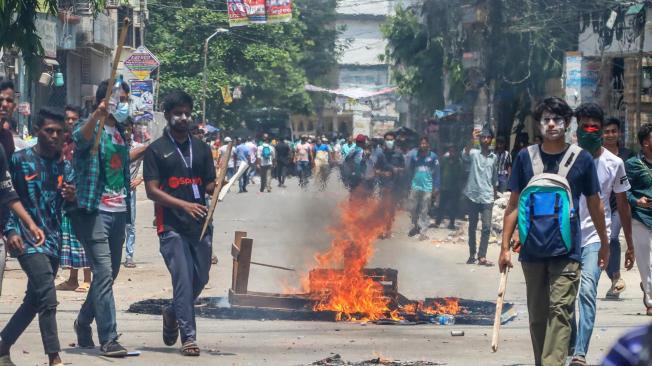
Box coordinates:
[310,354,445,366]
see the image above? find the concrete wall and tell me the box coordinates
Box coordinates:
[579,8,652,57]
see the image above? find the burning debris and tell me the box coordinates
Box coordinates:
[310,354,445,366]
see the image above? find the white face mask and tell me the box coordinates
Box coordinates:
[385,140,395,149]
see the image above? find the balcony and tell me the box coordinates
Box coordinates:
[77,12,115,50]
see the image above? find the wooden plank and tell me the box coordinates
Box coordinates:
[231,231,247,292]
[200,141,233,239]
[229,289,313,310]
[234,237,253,294]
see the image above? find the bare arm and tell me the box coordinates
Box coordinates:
[615,191,635,270]
[129,144,148,161]
[498,191,520,272]
[586,194,609,269]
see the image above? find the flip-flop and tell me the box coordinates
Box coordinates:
[163,309,179,346]
[55,281,78,291]
[477,258,495,267]
[180,341,200,356]
[612,278,626,294]
[75,283,90,293]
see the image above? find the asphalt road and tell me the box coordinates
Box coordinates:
[0,173,648,365]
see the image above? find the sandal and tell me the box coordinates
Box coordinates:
[162,308,179,346]
[55,281,78,291]
[477,258,495,267]
[74,283,90,293]
[612,278,626,294]
[180,341,200,356]
[569,355,586,366]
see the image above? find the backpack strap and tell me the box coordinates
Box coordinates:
[556,144,583,179]
[527,145,545,176]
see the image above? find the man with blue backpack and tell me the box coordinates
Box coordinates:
[256,134,275,193]
[568,103,633,366]
[498,97,607,366]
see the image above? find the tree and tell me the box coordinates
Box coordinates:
[0,0,106,73]
[147,0,342,131]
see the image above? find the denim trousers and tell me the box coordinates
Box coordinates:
[71,210,127,345]
[606,211,622,280]
[297,161,310,185]
[466,198,493,259]
[238,166,250,191]
[0,253,60,354]
[409,190,431,231]
[570,242,602,357]
[159,229,212,343]
[125,190,137,260]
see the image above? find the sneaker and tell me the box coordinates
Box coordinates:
[100,339,128,358]
[74,320,95,348]
[124,257,136,268]
[466,257,477,265]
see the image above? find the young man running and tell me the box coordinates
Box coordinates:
[0,108,75,366]
[144,91,216,356]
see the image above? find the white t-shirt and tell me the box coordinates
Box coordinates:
[219,144,235,168]
[257,143,275,166]
[579,148,631,247]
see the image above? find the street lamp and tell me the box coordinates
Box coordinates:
[202,27,229,125]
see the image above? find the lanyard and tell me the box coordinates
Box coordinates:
[167,131,193,175]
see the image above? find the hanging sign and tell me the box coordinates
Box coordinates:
[124,46,160,80]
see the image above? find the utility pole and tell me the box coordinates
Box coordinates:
[139,0,145,46]
[202,28,228,125]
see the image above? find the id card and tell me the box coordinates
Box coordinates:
[192,184,201,200]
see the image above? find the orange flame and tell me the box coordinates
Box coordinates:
[305,194,393,321]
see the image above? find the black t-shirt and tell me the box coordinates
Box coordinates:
[508,145,600,263]
[143,134,216,237]
[375,149,405,188]
[275,142,291,164]
[0,144,18,207]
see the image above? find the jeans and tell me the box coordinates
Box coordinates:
[571,242,602,357]
[409,190,431,231]
[71,210,127,345]
[633,219,652,307]
[238,166,250,192]
[606,211,622,280]
[522,258,580,366]
[259,165,272,192]
[466,198,493,259]
[0,237,6,296]
[496,174,509,193]
[125,190,137,260]
[0,253,60,354]
[226,167,235,181]
[297,161,310,186]
[159,229,212,343]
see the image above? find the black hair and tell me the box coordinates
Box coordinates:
[384,131,396,139]
[575,102,604,126]
[34,107,65,131]
[163,90,193,113]
[95,79,130,105]
[64,104,82,116]
[0,79,14,93]
[638,123,652,146]
[533,97,573,123]
[418,136,429,144]
[605,117,622,130]
[480,124,495,138]
[495,135,507,145]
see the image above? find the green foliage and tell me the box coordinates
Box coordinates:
[0,0,105,74]
[147,0,341,130]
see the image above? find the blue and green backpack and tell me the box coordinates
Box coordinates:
[517,144,582,258]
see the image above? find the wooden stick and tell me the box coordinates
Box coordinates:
[491,269,509,353]
[200,142,233,239]
[91,17,132,154]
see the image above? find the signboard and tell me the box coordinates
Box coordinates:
[266,0,292,23]
[130,79,154,142]
[35,16,57,58]
[564,52,600,109]
[229,0,292,27]
[124,46,160,81]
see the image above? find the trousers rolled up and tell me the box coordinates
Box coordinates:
[71,210,127,345]
[159,230,212,343]
[466,198,493,259]
[0,253,60,354]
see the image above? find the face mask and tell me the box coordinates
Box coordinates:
[113,102,129,124]
[577,126,603,154]
[385,140,395,149]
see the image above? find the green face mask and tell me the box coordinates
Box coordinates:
[577,127,603,154]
